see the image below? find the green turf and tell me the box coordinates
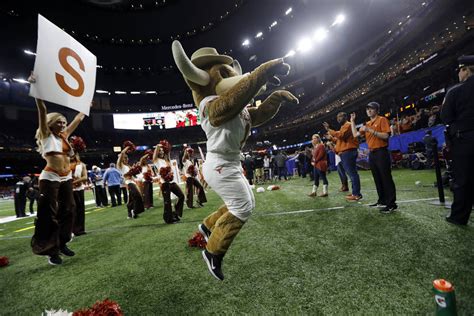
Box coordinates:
[0,169,472,315]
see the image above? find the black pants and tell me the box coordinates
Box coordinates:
[31,179,75,256]
[108,185,122,206]
[447,133,474,224]
[143,181,153,209]
[185,177,207,208]
[28,197,38,214]
[278,167,287,180]
[127,183,144,218]
[94,185,108,207]
[14,194,27,217]
[161,182,184,223]
[72,190,85,234]
[369,148,396,207]
[121,186,128,203]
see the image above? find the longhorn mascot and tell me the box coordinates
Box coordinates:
[172,41,299,280]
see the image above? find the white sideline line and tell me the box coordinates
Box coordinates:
[263,206,345,216]
[261,197,439,217]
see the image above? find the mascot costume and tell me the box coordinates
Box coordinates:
[172,40,299,280]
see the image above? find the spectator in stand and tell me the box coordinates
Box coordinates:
[274,151,288,180]
[351,102,397,213]
[428,105,442,127]
[103,163,123,207]
[399,115,412,134]
[324,112,362,201]
[308,134,329,197]
[390,118,400,136]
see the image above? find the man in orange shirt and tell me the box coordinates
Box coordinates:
[351,102,397,213]
[323,112,362,201]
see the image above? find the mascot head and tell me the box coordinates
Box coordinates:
[172,40,265,106]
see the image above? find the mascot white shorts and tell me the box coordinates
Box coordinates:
[203,153,255,222]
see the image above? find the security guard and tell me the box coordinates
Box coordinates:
[441,55,474,226]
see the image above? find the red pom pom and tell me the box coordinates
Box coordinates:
[186,147,194,155]
[159,166,174,182]
[70,136,86,152]
[123,140,136,153]
[271,185,281,191]
[187,165,197,177]
[0,256,9,267]
[143,170,153,182]
[188,232,207,249]
[125,164,142,178]
[159,140,172,154]
[144,149,154,160]
[73,298,123,316]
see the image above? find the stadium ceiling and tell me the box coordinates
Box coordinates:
[0,0,462,107]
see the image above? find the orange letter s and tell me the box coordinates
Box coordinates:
[55,47,85,97]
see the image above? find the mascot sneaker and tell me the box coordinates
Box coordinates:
[201,250,224,281]
[198,224,211,242]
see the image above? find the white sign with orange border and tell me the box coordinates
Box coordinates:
[29,14,96,116]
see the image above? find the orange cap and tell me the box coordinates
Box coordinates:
[433,279,454,292]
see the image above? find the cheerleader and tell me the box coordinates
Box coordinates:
[152,140,184,223]
[182,148,207,208]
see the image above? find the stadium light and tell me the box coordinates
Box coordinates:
[145,91,157,94]
[114,91,127,94]
[255,32,263,38]
[314,27,328,42]
[242,39,250,46]
[130,91,141,94]
[96,90,109,94]
[270,21,278,28]
[285,50,296,57]
[23,49,36,56]
[285,7,292,15]
[297,37,313,53]
[332,14,345,26]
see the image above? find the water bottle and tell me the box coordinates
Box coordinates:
[433,279,457,316]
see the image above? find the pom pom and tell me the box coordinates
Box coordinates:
[256,187,265,193]
[73,298,123,316]
[267,185,280,191]
[188,231,207,249]
[123,140,136,153]
[159,140,172,154]
[159,166,174,182]
[69,136,86,152]
[186,147,194,155]
[187,165,197,177]
[143,170,153,182]
[0,256,9,267]
[43,309,72,316]
[125,164,141,178]
[144,149,154,160]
